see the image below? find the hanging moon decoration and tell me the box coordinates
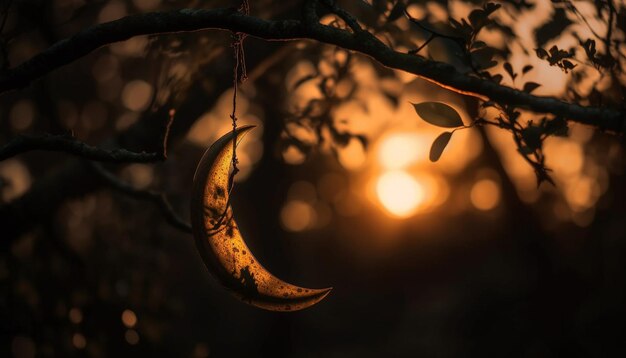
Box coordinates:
[190,125,331,311]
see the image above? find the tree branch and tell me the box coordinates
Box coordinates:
[0,7,623,132]
[0,134,163,162]
[0,101,190,247]
[0,108,174,162]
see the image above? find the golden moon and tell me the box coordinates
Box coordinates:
[190,125,331,311]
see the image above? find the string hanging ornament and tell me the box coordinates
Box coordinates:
[224,0,249,275]
[228,0,250,185]
[208,0,250,233]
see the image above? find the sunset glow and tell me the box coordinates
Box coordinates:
[378,133,425,169]
[376,171,424,218]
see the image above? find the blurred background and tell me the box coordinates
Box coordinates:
[1,0,625,356]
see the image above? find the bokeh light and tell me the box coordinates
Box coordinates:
[121,309,137,328]
[72,333,86,349]
[470,179,501,211]
[98,1,127,23]
[280,200,316,231]
[121,80,153,112]
[11,336,36,358]
[282,145,306,165]
[121,164,154,190]
[9,99,35,131]
[133,0,161,12]
[0,159,32,201]
[192,343,211,358]
[68,308,83,324]
[125,330,139,345]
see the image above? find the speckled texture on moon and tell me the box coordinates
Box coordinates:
[190,125,331,311]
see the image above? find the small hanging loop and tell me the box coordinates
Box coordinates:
[228,0,250,184]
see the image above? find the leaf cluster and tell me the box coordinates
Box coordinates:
[411,101,465,163]
[283,47,369,162]
[535,45,576,73]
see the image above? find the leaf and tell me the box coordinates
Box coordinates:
[535,8,573,47]
[548,45,559,56]
[503,62,516,80]
[544,116,569,137]
[469,9,487,29]
[523,82,541,93]
[471,47,497,69]
[412,102,464,128]
[449,18,473,42]
[521,126,542,150]
[547,45,571,64]
[561,59,576,71]
[535,47,548,59]
[449,18,463,30]
[581,39,596,59]
[593,53,615,69]
[471,41,487,49]
[484,2,501,15]
[522,65,533,74]
[429,132,453,162]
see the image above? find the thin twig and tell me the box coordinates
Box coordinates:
[404,9,466,49]
[89,162,191,233]
[605,0,615,57]
[408,33,435,55]
[321,0,364,33]
[565,1,603,42]
[0,0,12,35]
[0,0,12,70]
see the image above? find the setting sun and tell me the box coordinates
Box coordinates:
[378,132,425,169]
[376,171,424,218]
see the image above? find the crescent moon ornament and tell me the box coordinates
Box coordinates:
[190,125,331,311]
